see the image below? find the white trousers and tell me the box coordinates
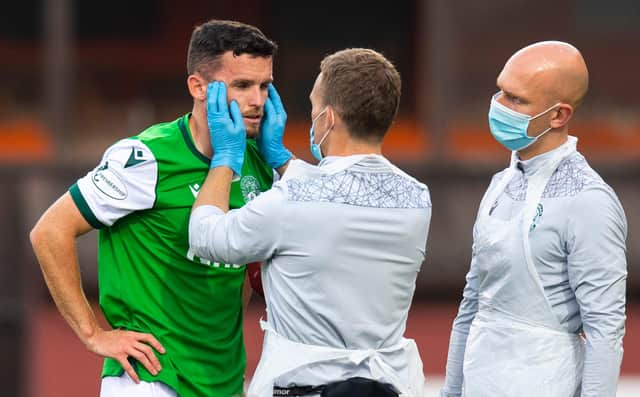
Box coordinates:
[100,372,177,397]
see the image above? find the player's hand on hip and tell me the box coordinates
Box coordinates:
[85,328,165,383]
[257,83,292,169]
[207,81,246,176]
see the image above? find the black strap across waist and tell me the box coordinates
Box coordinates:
[273,377,399,397]
[273,384,325,396]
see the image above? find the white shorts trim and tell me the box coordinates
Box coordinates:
[100,372,177,397]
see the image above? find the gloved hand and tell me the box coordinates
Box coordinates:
[257,84,292,169]
[207,81,246,176]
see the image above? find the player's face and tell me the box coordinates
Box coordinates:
[211,52,273,137]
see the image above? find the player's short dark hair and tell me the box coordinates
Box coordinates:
[187,19,277,77]
[319,48,401,142]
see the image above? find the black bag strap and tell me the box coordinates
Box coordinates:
[273,384,326,396]
[321,377,399,397]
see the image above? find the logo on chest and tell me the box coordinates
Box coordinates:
[188,183,201,199]
[240,175,261,202]
[529,203,544,232]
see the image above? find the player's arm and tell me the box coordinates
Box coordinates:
[566,186,627,397]
[30,193,164,383]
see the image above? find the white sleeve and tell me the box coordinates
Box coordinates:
[566,186,627,397]
[440,246,479,397]
[69,139,157,228]
[188,185,284,265]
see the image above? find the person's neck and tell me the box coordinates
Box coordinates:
[517,129,568,160]
[188,106,213,158]
[324,129,382,157]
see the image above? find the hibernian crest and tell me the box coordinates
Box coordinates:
[240,175,261,202]
[529,203,544,232]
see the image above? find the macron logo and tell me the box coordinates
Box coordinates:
[189,183,201,198]
[124,148,146,168]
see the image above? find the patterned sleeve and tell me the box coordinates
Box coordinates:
[69,139,157,228]
[566,185,627,397]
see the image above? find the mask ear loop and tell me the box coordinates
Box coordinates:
[317,107,335,147]
[525,104,560,140]
[312,107,328,127]
[530,103,561,121]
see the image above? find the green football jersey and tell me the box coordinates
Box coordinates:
[69,114,273,397]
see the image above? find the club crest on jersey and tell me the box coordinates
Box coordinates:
[529,203,544,232]
[92,161,128,200]
[240,175,261,202]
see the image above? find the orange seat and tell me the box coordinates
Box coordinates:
[0,119,54,162]
[284,117,640,163]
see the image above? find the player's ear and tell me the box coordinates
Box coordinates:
[187,74,207,101]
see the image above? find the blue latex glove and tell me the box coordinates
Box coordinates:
[257,84,292,169]
[207,81,246,176]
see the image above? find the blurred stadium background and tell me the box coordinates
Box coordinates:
[1,0,638,396]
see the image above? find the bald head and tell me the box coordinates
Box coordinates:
[499,41,589,109]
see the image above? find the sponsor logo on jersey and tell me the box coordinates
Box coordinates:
[92,162,128,200]
[186,248,243,268]
[189,183,201,199]
[240,175,261,202]
[124,147,146,168]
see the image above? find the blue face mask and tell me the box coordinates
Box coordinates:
[309,107,334,161]
[488,92,559,151]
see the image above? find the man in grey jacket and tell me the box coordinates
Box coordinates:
[189,48,431,397]
[440,41,627,397]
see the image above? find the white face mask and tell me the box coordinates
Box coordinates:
[309,107,334,161]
